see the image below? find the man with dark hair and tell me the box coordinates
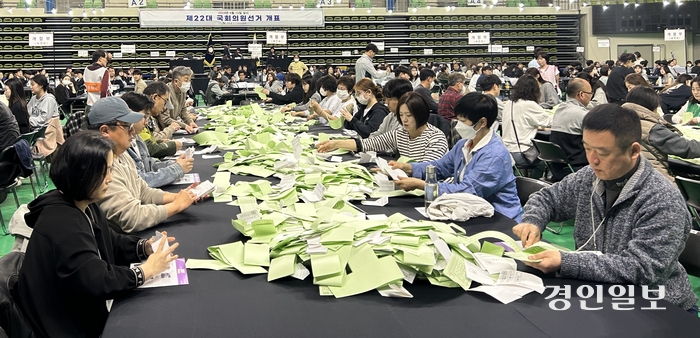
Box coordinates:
[394,66,411,80]
[133,69,147,93]
[549,78,593,181]
[691,60,700,74]
[414,68,438,114]
[475,65,492,88]
[437,72,466,121]
[84,49,112,109]
[513,103,699,315]
[606,52,636,105]
[89,96,201,233]
[479,74,503,123]
[371,78,414,137]
[354,43,386,83]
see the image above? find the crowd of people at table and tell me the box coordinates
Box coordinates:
[1,45,699,337]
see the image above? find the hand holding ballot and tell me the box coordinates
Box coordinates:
[387,160,413,175]
[140,232,180,280]
[393,177,424,191]
[316,140,337,153]
[512,223,542,249]
[175,154,194,173]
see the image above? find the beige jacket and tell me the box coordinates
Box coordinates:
[35,117,65,157]
[165,82,193,128]
[134,79,147,94]
[98,152,168,233]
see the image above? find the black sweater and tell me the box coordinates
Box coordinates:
[17,190,147,338]
[9,101,30,134]
[268,85,304,105]
[606,66,634,101]
[344,102,389,138]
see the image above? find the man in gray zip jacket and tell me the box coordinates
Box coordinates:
[513,104,698,312]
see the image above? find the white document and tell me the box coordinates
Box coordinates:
[202,154,222,159]
[184,147,195,159]
[171,173,200,185]
[301,182,326,203]
[414,207,430,218]
[464,260,495,286]
[194,145,218,155]
[274,174,296,191]
[236,209,261,223]
[366,214,388,221]
[358,151,377,164]
[472,252,517,275]
[174,137,196,144]
[292,135,302,160]
[399,265,417,284]
[428,230,451,261]
[495,270,546,294]
[361,196,388,207]
[291,263,311,280]
[330,156,343,163]
[173,128,199,135]
[135,231,178,288]
[306,236,328,254]
[469,286,522,304]
[273,155,298,170]
[191,180,216,199]
[377,284,414,298]
[376,158,408,181]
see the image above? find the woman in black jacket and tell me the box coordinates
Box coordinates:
[342,78,389,138]
[4,78,31,133]
[17,131,178,338]
[660,74,693,114]
[262,72,304,105]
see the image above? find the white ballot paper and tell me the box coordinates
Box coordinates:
[172,173,200,185]
[191,180,216,199]
[361,196,388,207]
[132,231,189,288]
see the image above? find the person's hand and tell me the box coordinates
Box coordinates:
[139,235,179,280]
[186,182,210,201]
[328,115,338,121]
[185,125,194,134]
[170,122,181,130]
[262,88,270,95]
[387,160,412,174]
[176,154,194,173]
[687,118,699,125]
[341,108,353,121]
[393,177,423,191]
[173,141,183,151]
[264,98,272,103]
[307,113,318,121]
[431,93,439,100]
[173,188,198,211]
[280,105,290,113]
[144,231,176,256]
[523,250,562,274]
[512,223,542,249]
[316,140,337,153]
[189,122,198,129]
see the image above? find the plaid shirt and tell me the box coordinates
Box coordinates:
[62,111,86,139]
[437,86,461,121]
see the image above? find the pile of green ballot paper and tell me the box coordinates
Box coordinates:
[185,103,566,301]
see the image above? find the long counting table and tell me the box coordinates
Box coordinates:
[102,117,700,337]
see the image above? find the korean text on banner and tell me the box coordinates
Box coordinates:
[266,31,288,45]
[139,9,325,28]
[664,29,685,41]
[29,32,54,47]
[248,44,263,58]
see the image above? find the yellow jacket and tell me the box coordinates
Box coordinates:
[288,60,308,78]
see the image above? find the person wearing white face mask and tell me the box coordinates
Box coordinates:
[388,93,522,221]
[161,66,197,134]
[308,75,344,125]
[437,72,466,121]
[288,54,308,78]
[55,74,76,115]
[414,68,439,114]
[316,92,447,162]
[342,78,389,138]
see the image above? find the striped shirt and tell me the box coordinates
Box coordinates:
[360,123,448,162]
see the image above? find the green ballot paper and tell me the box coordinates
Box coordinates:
[254,86,267,100]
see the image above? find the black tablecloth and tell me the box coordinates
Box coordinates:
[101,118,700,337]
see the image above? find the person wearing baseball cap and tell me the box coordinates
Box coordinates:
[88,97,201,233]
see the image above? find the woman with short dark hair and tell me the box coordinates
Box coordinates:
[262,73,304,105]
[387,93,522,221]
[623,86,700,181]
[317,92,448,162]
[18,130,179,337]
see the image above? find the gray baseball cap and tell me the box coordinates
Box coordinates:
[88,97,145,126]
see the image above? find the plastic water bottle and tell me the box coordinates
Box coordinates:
[424,165,439,210]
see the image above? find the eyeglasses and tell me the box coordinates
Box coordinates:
[110,123,134,133]
[580,91,594,96]
[154,95,168,102]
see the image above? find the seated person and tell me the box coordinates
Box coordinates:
[413,68,439,114]
[317,92,448,162]
[279,75,322,117]
[88,97,201,233]
[205,73,228,106]
[623,86,700,181]
[263,72,284,94]
[550,79,593,181]
[371,78,414,137]
[343,78,389,138]
[18,130,179,337]
[262,73,304,105]
[390,93,522,221]
[672,77,700,124]
[141,81,182,158]
[121,92,194,188]
[308,75,343,124]
[513,104,698,314]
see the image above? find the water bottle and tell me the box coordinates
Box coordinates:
[424,165,439,210]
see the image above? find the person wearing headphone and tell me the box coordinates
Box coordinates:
[512,103,699,315]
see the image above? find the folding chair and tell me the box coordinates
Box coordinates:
[515,177,562,234]
[531,139,576,182]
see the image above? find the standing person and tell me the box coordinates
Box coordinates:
[437,72,466,121]
[132,69,147,93]
[512,104,699,315]
[528,47,543,69]
[84,49,112,111]
[413,68,439,114]
[480,75,504,125]
[288,54,308,78]
[17,131,180,338]
[223,44,232,60]
[162,66,197,133]
[633,51,646,66]
[536,52,560,95]
[606,52,636,105]
[4,78,31,134]
[354,43,387,84]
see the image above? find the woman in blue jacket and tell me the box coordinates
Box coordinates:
[391,92,522,221]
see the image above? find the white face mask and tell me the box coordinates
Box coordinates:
[319,88,328,97]
[455,121,482,140]
[294,58,300,62]
[179,81,191,92]
[336,89,350,100]
[62,80,71,85]
[356,92,370,105]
